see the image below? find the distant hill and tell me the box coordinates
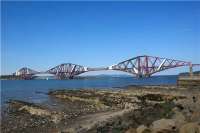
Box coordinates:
[80,74,132,78]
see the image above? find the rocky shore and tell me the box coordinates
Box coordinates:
[1,85,200,133]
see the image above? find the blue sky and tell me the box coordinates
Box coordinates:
[1,1,200,75]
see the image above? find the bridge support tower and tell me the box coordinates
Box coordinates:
[189,63,193,77]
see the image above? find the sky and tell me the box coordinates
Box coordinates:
[1,1,200,76]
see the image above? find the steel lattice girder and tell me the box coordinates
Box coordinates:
[111,55,191,77]
[46,63,87,78]
[15,67,39,75]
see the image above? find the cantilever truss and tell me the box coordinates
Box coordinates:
[15,67,39,79]
[111,55,191,77]
[15,55,196,79]
[15,67,39,76]
[46,63,87,79]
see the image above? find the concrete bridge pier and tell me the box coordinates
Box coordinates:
[20,74,34,80]
[136,74,150,78]
[189,63,193,77]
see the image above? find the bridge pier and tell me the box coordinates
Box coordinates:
[56,73,74,79]
[145,74,151,78]
[136,74,150,78]
[189,64,193,77]
[136,75,142,78]
[69,76,74,79]
[20,74,33,80]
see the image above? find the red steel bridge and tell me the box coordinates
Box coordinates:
[14,55,199,79]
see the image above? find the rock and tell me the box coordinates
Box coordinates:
[19,105,51,116]
[172,108,186,128]
[63,128,76,133]
[125,128,136,133]
[124,102,134,109]
[151,119,176,133]
[191,112,200,122]
[179,122,200,133]
[136,125,151,133]
[51,114,62,124]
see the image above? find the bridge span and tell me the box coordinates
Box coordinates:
[14,55,199,79]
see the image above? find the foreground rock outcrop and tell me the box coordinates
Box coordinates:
[1,85,200,133]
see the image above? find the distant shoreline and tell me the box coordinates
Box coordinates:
[0,74,179,80]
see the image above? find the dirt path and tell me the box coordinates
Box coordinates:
[63,108,133,132]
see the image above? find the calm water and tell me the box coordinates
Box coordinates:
[1,75,177,106]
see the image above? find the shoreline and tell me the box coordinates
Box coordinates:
[1,85,200,133]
